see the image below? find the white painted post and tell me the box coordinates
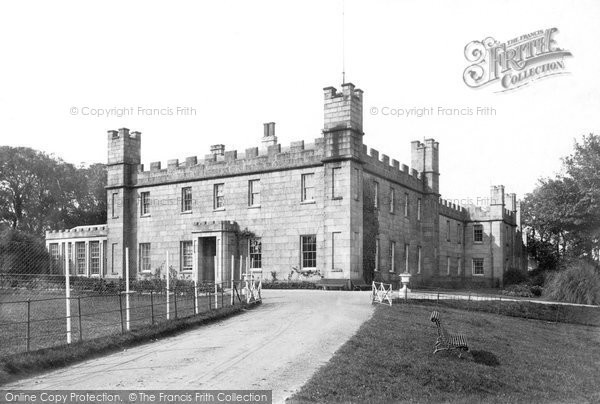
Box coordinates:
[214,255,218,309]
[166,251,170,320]
[238,255,243,301]
[194,257,199,316]
[231,255,234,305]
[65,245,71,344]
[125,247,130,331]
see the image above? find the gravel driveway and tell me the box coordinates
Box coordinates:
[4,290,374,403]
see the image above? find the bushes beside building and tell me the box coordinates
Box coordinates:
[0,229,51,274]
[543,260,600,305]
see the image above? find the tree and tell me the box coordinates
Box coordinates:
[523,134,600,264]
[0,228,51,274]
[0,146,107,236]
[0,147,66,235]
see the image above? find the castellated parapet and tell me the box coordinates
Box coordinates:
[47,81,526,290]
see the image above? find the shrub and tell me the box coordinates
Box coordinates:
[528,268,547,287]
[530,285,543,297]
[0,229,51,274]
[543,260,600,305]
[502,283,534,298]
[503,267,528,286]
[262,281,318,289]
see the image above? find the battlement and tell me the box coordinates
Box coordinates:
[359,143,425,191]
[133,138,326,186]
[46,225,108,240]
[439,198,468,220]
[323,83,363,133]
[107,128,141,166]
[411,138,439,194]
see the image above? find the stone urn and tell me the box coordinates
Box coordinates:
[399,272,412,297]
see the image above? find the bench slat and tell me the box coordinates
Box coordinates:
[430,311,469,355]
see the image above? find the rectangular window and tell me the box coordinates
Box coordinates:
[474,224,483,243]
[181,241,193,271]
[111,193,118,218]
[417,246,422,274]
[76,242,86,275]
[473,258,484,275]
[446,220,451,242]
[404,193,409,216]
[389,241,396,272]
[457,224,462,244]
[68,242,73,274]
[249,238,262,269]
[139,243,151,272]
[374,238,380,271]
[102,241,107,276]
[446,256,450,275]
[389,188,395,213]
[404,244,409,272]
[214,183,224,209]
[353,231,360,273]
[248,179,261,206]
[353,168,360,201]
[111,243,118,274]
[417,198,422,220]
[374,181,379,209]
[301,235,317,269]
[458,257,462,275]
[332,232,342,270]
[301,173,315,202]
[505,225,509,246]
[89,241,100,275]
[49,243,60,263]
[332,167,342,199]
[181,187,192,212]
[140,191,150,216]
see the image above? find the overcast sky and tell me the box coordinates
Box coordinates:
[1,0,598,205]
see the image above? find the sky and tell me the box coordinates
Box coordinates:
[1,0,599,206]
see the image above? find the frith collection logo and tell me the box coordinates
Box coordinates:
[463,28,572,92]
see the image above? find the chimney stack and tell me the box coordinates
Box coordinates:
[210,144,225,156]
[262,122,277,148]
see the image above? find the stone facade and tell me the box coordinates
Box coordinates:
[47,82,526,288]
[45,225,108,276]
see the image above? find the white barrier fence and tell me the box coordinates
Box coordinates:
[371,281,393,306]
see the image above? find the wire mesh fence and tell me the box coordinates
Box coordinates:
[0,240,262,357]
[393,288,600,327]
[0,273,255,358]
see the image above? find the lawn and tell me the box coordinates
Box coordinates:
[290,303,600,403]
[0,289,236,356]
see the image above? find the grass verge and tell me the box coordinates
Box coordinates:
[402,298,600,326]
[290,303,600,403]
[0,301,260,386]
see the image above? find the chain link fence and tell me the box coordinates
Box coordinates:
[0,241,260,358]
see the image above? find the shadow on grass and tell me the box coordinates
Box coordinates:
[470,350,500,366]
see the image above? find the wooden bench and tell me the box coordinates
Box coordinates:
[315,279,349,290]
[430,311,469,357]
[351,281,371,291]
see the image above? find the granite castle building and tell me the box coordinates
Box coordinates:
[46,82,526,288]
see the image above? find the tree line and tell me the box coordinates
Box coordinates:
[0,146,106,238]
[522,134,600,269]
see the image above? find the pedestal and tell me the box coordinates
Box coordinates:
[399,272,412,297]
